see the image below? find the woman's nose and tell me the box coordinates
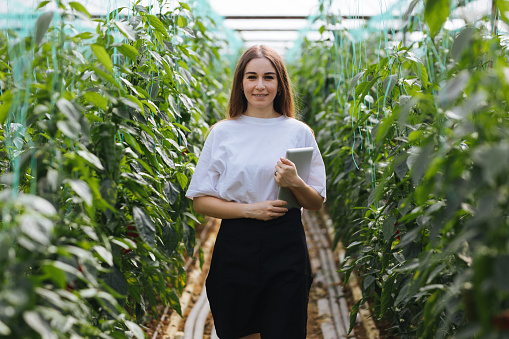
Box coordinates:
[255,79,265,89]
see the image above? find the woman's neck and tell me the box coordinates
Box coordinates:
[243,107,281,119]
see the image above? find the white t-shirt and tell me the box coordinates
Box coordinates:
[185,114,326,204]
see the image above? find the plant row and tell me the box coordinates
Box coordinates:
[0,0,231,337]
[292,0,509,337]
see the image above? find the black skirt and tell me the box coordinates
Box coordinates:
[206,209,313,339]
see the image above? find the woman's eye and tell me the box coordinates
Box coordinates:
[265,76,274,80]
[247,76,256,79]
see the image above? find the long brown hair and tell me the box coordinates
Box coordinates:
[227,45,295,119]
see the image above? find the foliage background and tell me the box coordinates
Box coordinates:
[0,0,232,337]
[293,0,509,337]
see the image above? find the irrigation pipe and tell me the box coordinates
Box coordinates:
[317,211,381,339]
[304,211,350,338]
[193,294,211,339]
[156,217,219,339]
[211,325,219,339]
[183,287,208,339]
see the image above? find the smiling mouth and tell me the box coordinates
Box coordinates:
[253,94,268,97]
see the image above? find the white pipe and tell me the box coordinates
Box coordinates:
[211,325,219,339]
[305,211,350,338]
[184,287,208,339]
[327,248,351,330]
[193,296,211,339]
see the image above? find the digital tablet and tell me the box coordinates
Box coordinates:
[277,147,314,209]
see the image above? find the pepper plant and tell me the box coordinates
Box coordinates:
[292,0,509,337]
[0,0,230,337]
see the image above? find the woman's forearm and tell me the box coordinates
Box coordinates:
[193,196,289,220]
[193,196,248,219]
[274,157,324,211]
[290,178,324,211]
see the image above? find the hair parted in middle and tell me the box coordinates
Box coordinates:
[227,45,295,119]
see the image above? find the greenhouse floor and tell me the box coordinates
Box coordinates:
[146,211,380,339]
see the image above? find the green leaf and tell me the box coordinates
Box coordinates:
[168,289,182,316]
[408,130,423,143]
[57,120,81,138]
[69,2,91,18]
[494,255,509,293]
[126,94,144,111]
[380,274,397,317]
[36,1,50,9]
[133,206,155,248]
[350,70,366,88]
[496,0,509,24]
[161,222,178,257]
[451,27,475,60]
[124,320,145,339]
[124,133,143,154]
[182,220,195,255]
[409,142,434,185]
[42,263,67,289]
[0,320,11,335]
[23,311,53,339]
[0,89,13,123]
[91,44,113,72]
[83,91,107,109]
[438,71,469,106]
[472,142,509,185]
[319,25,326,34]
[103,266,128,298]
[93,245,113,266]
[176,172,188,189]
[424,0,450,37]
[17,194,56,215]
[177,16,188,27]
[349,299,362,334]
[173,122,190,132]
[147,14,167,35]
[57,98,80,120]
[412,62,429,89]
[114,20,137,41]
[375,113,395,145]
[383,74,398,95]
[92,66,121,88]
[35,11,54,46]
[382,216,397,242]
[65,179,93,206]
[164,181,180,205]
[117,43,139,61]
[179,2,191,11]
[77,149,105,170]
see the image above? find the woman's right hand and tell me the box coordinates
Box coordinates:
[244,200,288,221]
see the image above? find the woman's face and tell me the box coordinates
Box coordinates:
[242,57,279,111]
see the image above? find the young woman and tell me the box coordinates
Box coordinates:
[186,45,326,339]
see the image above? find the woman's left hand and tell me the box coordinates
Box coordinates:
[274,157,304,189]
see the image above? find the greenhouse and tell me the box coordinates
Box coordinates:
[0,0,508,338]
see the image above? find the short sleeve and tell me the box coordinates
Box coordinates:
[185,129,222,200]
[305,128,327,200]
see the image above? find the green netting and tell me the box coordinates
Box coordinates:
[0,0,241,199]
[289,0,497,192]
[0,0,240,336]
[289,1,509,337]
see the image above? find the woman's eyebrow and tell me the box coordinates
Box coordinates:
[245,71,277,75]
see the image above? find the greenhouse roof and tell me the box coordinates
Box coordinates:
[3,0,497,58]
[208,0,403,57]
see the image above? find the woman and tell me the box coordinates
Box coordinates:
[186,45,326,339]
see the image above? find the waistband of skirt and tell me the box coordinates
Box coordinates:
[221,207,302,227]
